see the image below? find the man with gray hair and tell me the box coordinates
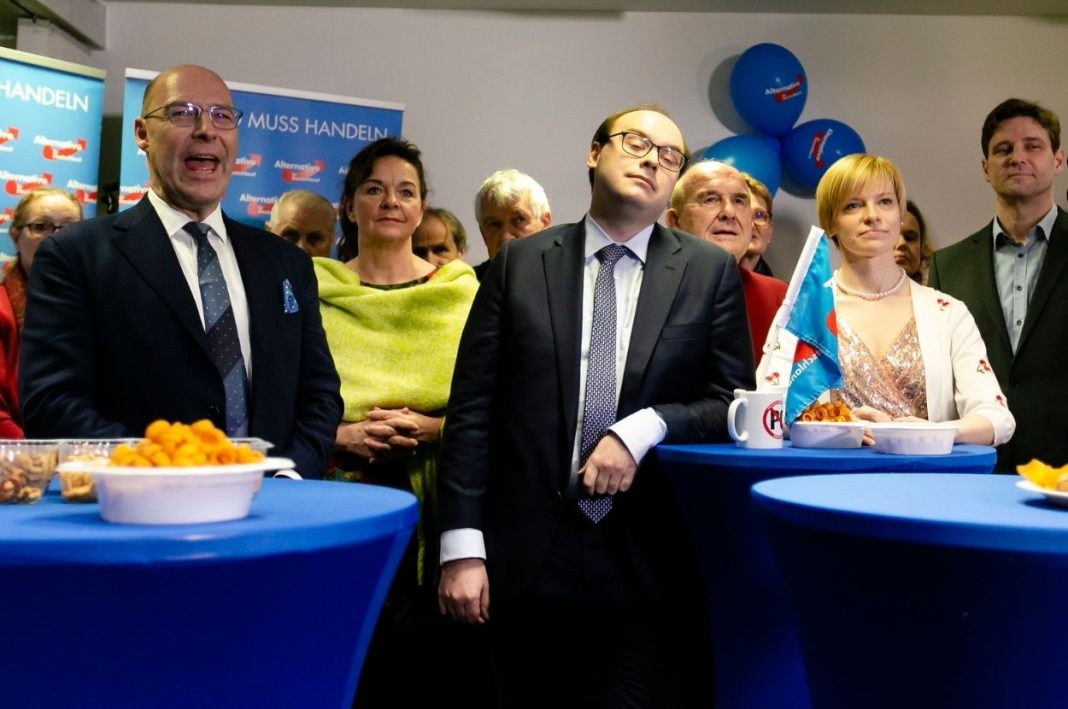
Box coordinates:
[265,189,336,259]
[666,160,786,365]
[472,168,552,279]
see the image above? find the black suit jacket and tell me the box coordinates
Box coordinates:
[438,222,755,598]
[19,197,342,477]
[928,207,1068,470]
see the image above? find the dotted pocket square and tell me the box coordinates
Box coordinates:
[282,279,299,314]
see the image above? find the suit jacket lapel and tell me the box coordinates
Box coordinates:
[543,223,585,447]
[1018,208,1068,353]
[228,217,277,425]
[112,199,209,351]
[620,224,685,414]
[967,225,1014,359]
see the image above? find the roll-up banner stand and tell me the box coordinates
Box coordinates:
[118,68,405,234]
[0,47,106,255]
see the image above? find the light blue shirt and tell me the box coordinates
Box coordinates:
[992,204,1058,352]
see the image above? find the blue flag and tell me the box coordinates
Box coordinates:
[784,234,842,423]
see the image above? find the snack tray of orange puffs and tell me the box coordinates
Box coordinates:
[1016,459,1068,508]
[55,420,294,525]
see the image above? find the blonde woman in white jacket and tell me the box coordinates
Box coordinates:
[816,154,1015,446]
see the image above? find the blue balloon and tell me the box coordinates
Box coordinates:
[781,119,866,190]
[698,135,782,197]
[730,43,807,137]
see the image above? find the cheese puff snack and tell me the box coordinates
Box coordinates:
[1017,459,1068,491]
[798,401,854,423]
[110,419,266,468]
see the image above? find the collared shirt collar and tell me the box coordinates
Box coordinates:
[992,203,1058,249]
[146,189,229,241]
[583,214,652,264]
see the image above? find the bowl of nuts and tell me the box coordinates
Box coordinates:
[0,440,60,504]
[57,439,140,503]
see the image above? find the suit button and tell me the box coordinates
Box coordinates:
[208,405,222,417]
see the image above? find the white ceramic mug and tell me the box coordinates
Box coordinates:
[727,388,785,449]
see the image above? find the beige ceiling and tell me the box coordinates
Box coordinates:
[98,0,1068,15]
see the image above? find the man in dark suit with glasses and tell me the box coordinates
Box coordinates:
[437,104,753,707]
[19,64,341,477]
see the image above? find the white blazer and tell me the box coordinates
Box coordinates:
[909,280,1016,445]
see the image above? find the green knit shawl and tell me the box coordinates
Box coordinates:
[313,257,478,583]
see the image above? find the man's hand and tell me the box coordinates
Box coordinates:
[438,558,490,624]
[578,433,637,496]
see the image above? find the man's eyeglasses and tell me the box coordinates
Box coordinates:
[607,131,687,172]
[143,102,243,130]
[13,221,76,238]
[753,209,773,226]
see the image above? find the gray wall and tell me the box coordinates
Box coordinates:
[93,4,1068,273]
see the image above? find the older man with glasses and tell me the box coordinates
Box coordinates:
[666,161,787,366]
[19,64,341,477]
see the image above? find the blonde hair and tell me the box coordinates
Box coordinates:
[815,154,906,240]
[12,187,82,229]
[742,174,772,212]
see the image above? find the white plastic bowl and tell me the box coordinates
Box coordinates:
[789,421,866,449]
[62,456,294,525]
[869,423,957,456]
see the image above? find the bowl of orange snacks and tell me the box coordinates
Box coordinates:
[789,401,866,449]
[1015,459,1068,507]
[60,420,293,525]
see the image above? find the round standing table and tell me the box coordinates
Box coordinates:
[0,479,418,709]
[753,473,1068,709]
[657,443,995,709]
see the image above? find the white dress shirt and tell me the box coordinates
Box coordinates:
[146,190,253,378]
[440,216,668,564]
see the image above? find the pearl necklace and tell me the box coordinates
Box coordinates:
[832,268,908,301]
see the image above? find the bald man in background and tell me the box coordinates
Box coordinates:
[266,189,337,259]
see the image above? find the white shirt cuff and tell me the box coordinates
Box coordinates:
[272,470,302,480]
[609,407,667,465]
[440,528,487,565]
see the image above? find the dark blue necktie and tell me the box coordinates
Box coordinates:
[577,244,628,524]
[186,222,249,436]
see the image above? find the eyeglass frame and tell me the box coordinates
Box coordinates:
[11,221,76,238]
[753,209,773,226]
[606,131,688,172]
[142,102,244,130]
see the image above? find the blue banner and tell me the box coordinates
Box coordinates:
[118,69,404,229]
[0,48,105,256]
[784,233,842,423]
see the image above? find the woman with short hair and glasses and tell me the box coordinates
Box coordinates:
[2,187,82,437]
[741,174,776,277]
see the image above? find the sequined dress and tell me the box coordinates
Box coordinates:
[836,316,928,419]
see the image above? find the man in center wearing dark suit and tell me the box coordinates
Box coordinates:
[929,98,1066,471]
[437,105,754,706]
[19,64,341,477]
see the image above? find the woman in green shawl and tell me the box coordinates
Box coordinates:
[315,137,482,708]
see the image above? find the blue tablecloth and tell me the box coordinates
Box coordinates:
[753,473,1068,709]
[0,479,418,709]
[658,441,996,472]
[656,443,996,709]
